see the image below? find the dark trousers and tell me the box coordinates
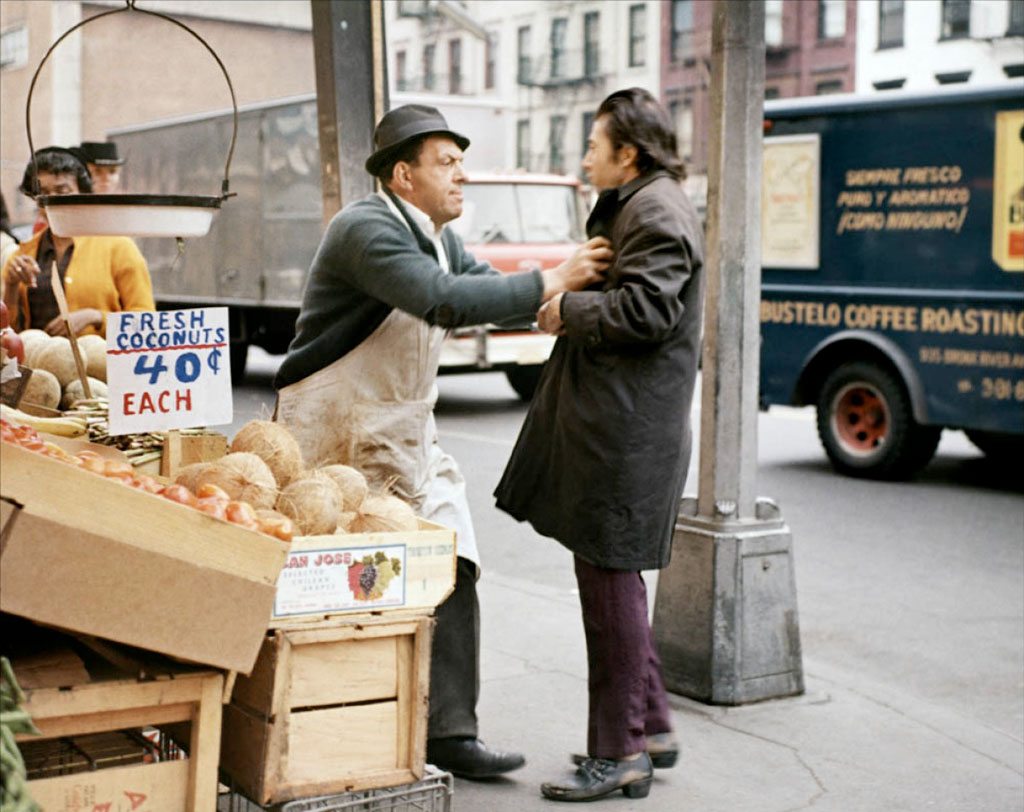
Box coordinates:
[574,555,672,759]
[428,556,480,740]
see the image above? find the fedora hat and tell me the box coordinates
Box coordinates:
[365,105,469,176]
[77,141,124,166]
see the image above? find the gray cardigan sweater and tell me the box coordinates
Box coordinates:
[274,193,544,390]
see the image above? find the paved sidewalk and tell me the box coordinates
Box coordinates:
[449,570,1024,812]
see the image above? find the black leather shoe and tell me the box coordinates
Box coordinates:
[427,737,525,779]
[571,732,678,770]
[542,752,653,802]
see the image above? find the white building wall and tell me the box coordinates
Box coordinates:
[856,0,1023,92]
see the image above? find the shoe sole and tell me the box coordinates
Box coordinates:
[541,777,653,802]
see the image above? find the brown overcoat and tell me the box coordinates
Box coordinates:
[494,170,705,570]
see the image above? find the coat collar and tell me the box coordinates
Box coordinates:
[586,169,670,240]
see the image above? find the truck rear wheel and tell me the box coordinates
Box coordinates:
[505,364,544,401]
[816,361,939,479]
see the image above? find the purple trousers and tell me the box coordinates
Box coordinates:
[574,555,673,759]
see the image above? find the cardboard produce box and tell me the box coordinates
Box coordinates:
[220,613,433,805]
[271,521,456,626]
[0,442,290,674]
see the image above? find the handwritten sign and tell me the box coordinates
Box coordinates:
[106,307,232,435]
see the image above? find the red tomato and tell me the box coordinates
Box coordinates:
[77,450,103,460]
[102,460,135,478]
[129,474,164,494]
[196,497,227,520]
[225,500,258,528]
[162,484,198,508]
[79,456,107,475]
[257,514,294,543]
[197,483,230,502]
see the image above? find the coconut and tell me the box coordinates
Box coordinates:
[317,464,369,512]
[20,368,61,413]
[195,452,278,510]
[276,473,343,536]
[174,462,217,494]
[230,420,305,488]
[20,331,52,368]
[33,338,83,388]
[350,495,419,534]
[334,510,357,534]
[77,333,107,382]
[60,376,108,409]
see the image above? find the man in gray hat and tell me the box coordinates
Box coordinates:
[274,105,611,779]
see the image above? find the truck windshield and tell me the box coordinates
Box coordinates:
[452,182,584,244]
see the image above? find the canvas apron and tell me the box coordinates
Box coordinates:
[276,308,479,567]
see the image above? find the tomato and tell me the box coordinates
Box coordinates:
[225,500,258,529]
[77,450,103,460]
[257,514,294,543]
[131,474,164,495]
[162,483,198,508]
[79,456,107,475]
[19,436,45,453]
[197,483,230,502]
[102,460,135,478]
[196,497,227,520]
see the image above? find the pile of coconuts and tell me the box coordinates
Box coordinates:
[174,420,419,537]
[17,330,108,415]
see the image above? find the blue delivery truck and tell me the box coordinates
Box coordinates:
[759,83,1023,478]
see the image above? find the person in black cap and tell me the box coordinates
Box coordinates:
[76,141,124,194]
[274,105,612,780]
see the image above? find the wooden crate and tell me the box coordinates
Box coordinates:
[0,441,290,674]
[16,668,224,812]
[220,613,434,806]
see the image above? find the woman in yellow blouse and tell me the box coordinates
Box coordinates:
[1,147,154,338]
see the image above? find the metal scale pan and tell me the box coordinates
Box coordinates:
[25,0,238,239]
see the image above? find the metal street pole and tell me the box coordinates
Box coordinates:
[311,0,388,228]
[652,0,804,705]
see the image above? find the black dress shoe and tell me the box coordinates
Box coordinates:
[542,752,653,802]
[571,732,679,770]
[427,737,525,779]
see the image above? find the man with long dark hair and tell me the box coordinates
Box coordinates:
[496,87,706,802]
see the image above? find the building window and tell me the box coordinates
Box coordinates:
[549,115,566,173]
[584,12,600,77]
[517,26,531,83]
[878,0,904,48]
[940,0,971,39]
[0,25,28,70]
[935,70,971,83]
[818,0,846,39]
[671,0,694,61]
[629,5,647,67]
[582,111,596,161]
[764,86,780,100]
[485,34,496,89]
[816,79,843,95]
[422,44,436,91]
[448,39,462,94]
[550,18,568,79]
[873,78,906,89]
[670,98,694,162]
[396,50,408,91]
[1008,0,1024,35]
[517,119,531,170]
[765,0,784,46]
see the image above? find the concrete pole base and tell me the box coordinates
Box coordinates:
[653,496,804,705]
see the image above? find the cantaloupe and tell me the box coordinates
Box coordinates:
[60,376,107,409]
[20,368,61,415]
[77,333,107,382]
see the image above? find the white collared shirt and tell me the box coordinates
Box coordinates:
[379,190,450,273]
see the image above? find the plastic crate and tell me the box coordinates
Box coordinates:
[219,767,452,812]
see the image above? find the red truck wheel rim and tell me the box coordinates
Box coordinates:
[832,383,889,456]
